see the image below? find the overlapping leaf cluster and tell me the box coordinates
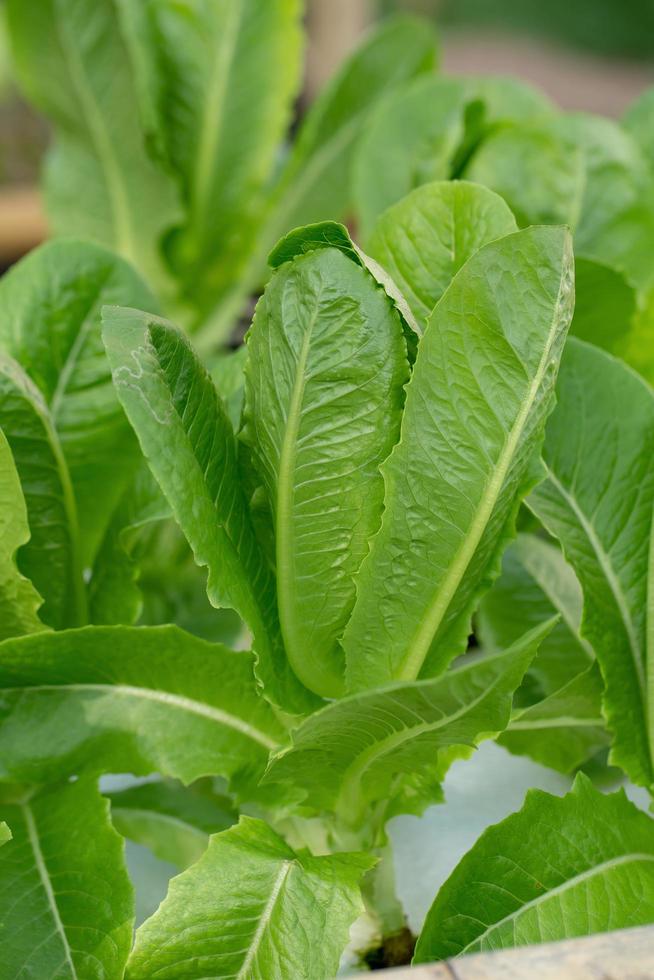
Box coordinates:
[1,4,654,978]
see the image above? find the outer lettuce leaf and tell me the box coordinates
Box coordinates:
[0,625,285,793]
[0,777,134,979]
[414,775,654,961]
[102,306,317,714]
[108,780,236,869]
[502,664,609,774]
[242,247,409,698]
[528,338,654,789]
[344,226,574,690]
[478,534,594,701]
[119,0,303,322]
[477,534,607,773]
[367,180,517,330]
[6,0,181,293]
[0,239,157,565]
[0,355,84,629]
[127,816,374,980]
[0,428,46,641]
[265,623,548,825]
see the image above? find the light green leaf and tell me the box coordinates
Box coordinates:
[501,665,609,774]
[353,73,553,238]
[0,823,9,846]
[571,257,636,351]
[0,428,46,640]
[570,257,654,387]
[0,238,158,564]
[0,354,85,629]
[465,122,585,228]
[88,463,170,626]
[623,86,654,165]
[367,180,518,331]
[6,0,181,293]
[266,623,548,825]
[557,113,654,291]
[102,306,317,714]
[478,534,594,701]
[0,625,285,792]
[0,777,134,979]
[109,780,236,869]
[414,774,654,962]
[344,226,574,690]
[119,0,303,320]
[242,247,409,698]
[197,15,438,344]
[211,346,248,430]
[127,815,374,980]
[529,338,654,789]
[268,219,421,344]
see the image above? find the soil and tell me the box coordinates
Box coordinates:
[363,927,417,970]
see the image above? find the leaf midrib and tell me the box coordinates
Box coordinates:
[235,860,293,979]
[22,800,78,979]
[398,242,568,681]
[459,852,654,955]
[5,682,279,751]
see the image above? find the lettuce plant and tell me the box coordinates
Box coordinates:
[2,166,654,976]
[6,0,437,347]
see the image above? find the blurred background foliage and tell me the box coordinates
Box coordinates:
[383,0,654,60]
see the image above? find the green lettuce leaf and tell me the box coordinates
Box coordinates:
[126,816,374,980]
[344,226,574,690]
[464,122,584,228]
[265,622,549,826]
[242,247,409,697]
[88,463,170,626]
[353,73,553,237]
[528,338,654,789]
[367,180,517,330]
[0,354,84,629]
[0,625,285,793]
[0,428,46,640]
[6,0,181,293]
[501,664,609,774]
[102,306,317,714]
[478,534,594,700]
[414,774,654,961]
[119,0,303,322]
[0,777,134,978]
[196,15,438,344]
[108,780,236,869]
[477,533,607,773]
[0,238,157,565]
[623,86,654,165]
